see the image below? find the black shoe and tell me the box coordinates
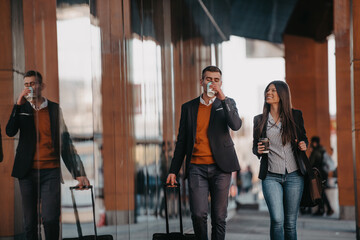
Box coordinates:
[300,207,311,215]
[327,209,334,216]
[313,211,324,216]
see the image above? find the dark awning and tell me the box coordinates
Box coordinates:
[284,0,333,42]
[231,0,298,43]
[130,0,333,45]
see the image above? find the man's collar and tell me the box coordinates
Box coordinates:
[200,94,216,106]
[30,97,48,111]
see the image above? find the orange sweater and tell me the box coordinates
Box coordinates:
[32,107,60,169]
[191,104,215,165]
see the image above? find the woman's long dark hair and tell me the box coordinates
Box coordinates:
[255,81,297,145]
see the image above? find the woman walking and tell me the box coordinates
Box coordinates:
[252,81,308,240]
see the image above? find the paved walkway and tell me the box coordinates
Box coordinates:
[226,184,356,240]
[62,183,356,239]
[62,207,356,240]
[226,209,356,240]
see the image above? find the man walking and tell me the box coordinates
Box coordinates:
[6,70,90,240]
[166,66,242,240]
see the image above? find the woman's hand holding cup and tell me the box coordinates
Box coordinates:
[258,138,270,154]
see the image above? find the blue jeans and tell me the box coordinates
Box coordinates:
[262,170,304,240]
[188,164,231,240]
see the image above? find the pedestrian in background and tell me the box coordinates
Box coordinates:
[309,136,334,216]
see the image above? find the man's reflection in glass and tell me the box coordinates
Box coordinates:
[5,70,90,240]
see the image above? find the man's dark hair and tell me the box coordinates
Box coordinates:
[24,70,43,84]
[311,136,320,144]
[201,66,222,79]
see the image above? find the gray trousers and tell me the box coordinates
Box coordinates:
[19,168,61,240]
[188,164,231,240]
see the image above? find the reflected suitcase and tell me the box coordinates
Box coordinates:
[63,186,113,240]
[152,183,196,240]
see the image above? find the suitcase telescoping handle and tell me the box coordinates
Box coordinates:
[163,183,183,235]
[69,185,98,239]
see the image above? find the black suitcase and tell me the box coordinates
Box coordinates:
[152,183,196,240]
[63,185,113,240]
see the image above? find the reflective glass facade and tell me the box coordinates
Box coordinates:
[57,1,215,238]
[0,0,224,239]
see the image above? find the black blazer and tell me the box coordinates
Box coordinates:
[252,109,308,180]
[169,97,242,177]
[6,100,86,179]
[0,125,3,162]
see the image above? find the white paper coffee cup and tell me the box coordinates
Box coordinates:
[207,82,215,97]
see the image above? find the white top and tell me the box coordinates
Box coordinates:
[266,113,298,174]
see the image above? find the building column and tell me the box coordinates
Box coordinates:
[284,35,331,152]
[350,0,360,237]
[97,0,135,225]
[0,0,16,237]
[334,0,355,220]
[161,0,175,150]
[173,38,211,131]
[0,0,59,237]
[22,0,59,100]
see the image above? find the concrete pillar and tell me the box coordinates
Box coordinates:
[350,0,360,237]
[161,0,175,149]
[22,0,59,101]
[284,35,331,152]
[173,38,211,133]
[334,0,356,220]
[0,0,60,237]
[97,0,135,224]
[0,0,16,237]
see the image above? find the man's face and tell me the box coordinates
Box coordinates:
[24,76,42,98]
[200,71,222,94]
